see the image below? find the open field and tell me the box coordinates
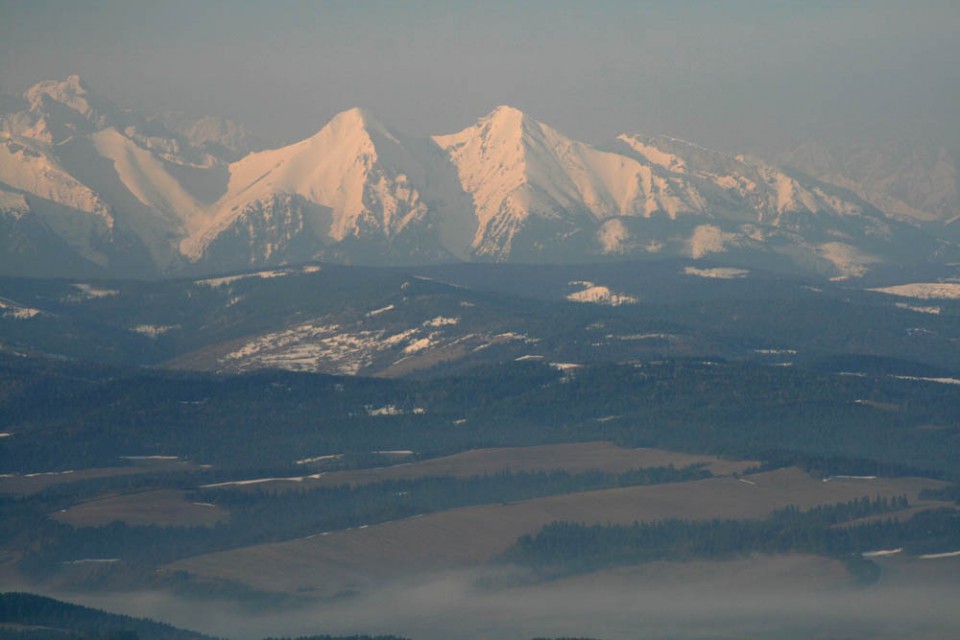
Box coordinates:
[208,442,755,492]
[170,467,945,596]
[0,460,200,495]
[52,490,229,528]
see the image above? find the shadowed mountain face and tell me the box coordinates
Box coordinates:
[1,77,957,278]
[779,141,960,226]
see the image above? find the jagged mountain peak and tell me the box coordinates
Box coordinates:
[15,77,235,168]
[445,104,554,148]
[434,105,713,259]
[1,80,956,278]
[151,112,266,161]
[23,74,117,134]
[319,107,400,146]
[26,74,91,101]
[481,104,529,129]
[329,106,379,126]
[183,105,438,266]
[433,104,570,180]
[234,106,416,194]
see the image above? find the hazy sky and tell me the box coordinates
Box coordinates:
[2,1,958,153]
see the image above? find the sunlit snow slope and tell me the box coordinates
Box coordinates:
[0,76,956,277]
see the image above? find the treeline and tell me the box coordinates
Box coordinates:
[0,629,139,640]
[504,497,960,577]
[16,465,709,573]
[920,483,960,504]
[262,636,408,640]
[752,451,943,479]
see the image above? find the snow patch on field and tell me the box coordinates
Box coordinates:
[892,375,960,386]
[870,283,960,300]
[366,405,425,417]
[131,324,178,337]
[195,269,292,288]
[24,470,74,478]
[295,454,343,465]
[71,283,119,298]
[403,336,437,354]
[894,302,941,314]
[917,550,960,560]
[201,475,324,488]
[613,333,677,342]
[0,299,44,319]
[683,266,749,279]
[367,304,395,317]
[495,332,536,342]
[424,316,459,327]
[222,322,390,374]
[366,405,403,416]
[219,311,536,375]
[567,281,637,306]
[550,362,582,382]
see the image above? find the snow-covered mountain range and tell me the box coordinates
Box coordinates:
[1,76,956,278]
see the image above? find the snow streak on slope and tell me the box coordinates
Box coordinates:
[194,268,300,288]
[870,283,960,300]
[0,137,111,221]
[566,281,637,306]
[90,128,202,231]
[0,297,44,319]
[815,242,879,278]
[683,266,750,279]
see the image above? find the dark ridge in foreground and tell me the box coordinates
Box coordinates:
[0,593,214,640]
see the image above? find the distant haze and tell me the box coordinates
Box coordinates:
[2,1,959,153]
[57,565,960,640]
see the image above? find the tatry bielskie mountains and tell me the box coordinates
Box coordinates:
[2,76,956,278]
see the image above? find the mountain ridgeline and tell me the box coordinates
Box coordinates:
[2,76,957,279]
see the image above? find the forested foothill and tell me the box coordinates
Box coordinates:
[1,261,958,638]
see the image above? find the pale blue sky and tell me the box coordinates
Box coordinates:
[1,1,958,153]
